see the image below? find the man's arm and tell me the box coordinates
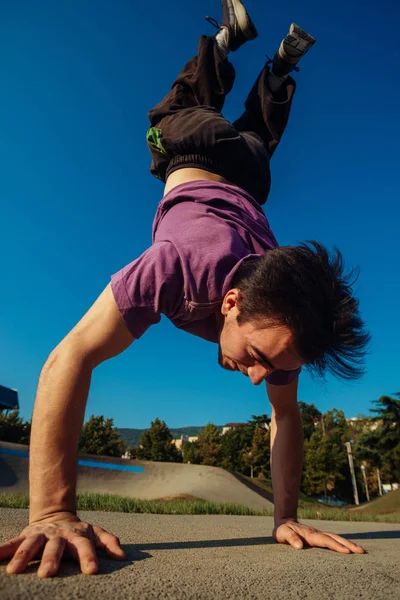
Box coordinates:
[30,283,134,522]
[267,377,303,527]
[1,283,134,576]
[267,378,365,554]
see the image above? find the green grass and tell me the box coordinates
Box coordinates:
[77,493,268,516]
[353,488,400,514]
[297,507,399,523]
[0,493,30,509]
[1,492,399,522]
[0,492,271,516]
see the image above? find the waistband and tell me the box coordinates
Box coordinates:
[165,154,227,180]
[164,153,269,206]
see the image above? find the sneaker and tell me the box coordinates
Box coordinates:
[272,23,316,76]
[207,0,258,52]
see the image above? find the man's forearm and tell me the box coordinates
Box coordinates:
[29,346,93,523]
[270,405,303,524]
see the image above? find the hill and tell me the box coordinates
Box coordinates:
[352,488,400,514]
[118,426,224,448]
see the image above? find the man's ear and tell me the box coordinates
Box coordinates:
[221,289,241,316]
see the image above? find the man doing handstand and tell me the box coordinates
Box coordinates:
[2,0,369,578]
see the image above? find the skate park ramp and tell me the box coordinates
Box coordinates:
[0,441,273,510]
[350,488,400,514]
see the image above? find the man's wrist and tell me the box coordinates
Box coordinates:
[29,495,77,524]
[29,510,78,526]
[274,515,298,528]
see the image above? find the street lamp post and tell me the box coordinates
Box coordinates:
[360,464,370,502]
[345,441,359,506]
[376,468,383,496]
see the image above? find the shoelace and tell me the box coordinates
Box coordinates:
[205,16,220,30]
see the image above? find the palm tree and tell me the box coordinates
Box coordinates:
[369,395,400,484]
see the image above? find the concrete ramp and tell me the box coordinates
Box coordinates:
[0,442,273,511]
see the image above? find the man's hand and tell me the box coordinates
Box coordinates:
[273,520,365,554]
[0,514,126,578]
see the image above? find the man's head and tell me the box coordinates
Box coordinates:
[217,242,370,384]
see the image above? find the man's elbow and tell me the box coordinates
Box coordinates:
[41,339,94,376]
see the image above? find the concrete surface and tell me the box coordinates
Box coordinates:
[0,441,274,510]
[1,508,400,599]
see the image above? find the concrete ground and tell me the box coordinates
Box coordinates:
[1,509,400,599]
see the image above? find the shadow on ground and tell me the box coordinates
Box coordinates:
[0,548,152,578]
[339,531,400,540]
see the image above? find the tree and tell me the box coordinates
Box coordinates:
[303,432,333,501]
[351,430,382,499]
[220,425,253,472]
[79,415,126,457]
[302,409,348,502]
[219,416,271,475]
[182,440,199,464]
[249,414,271,430]
[196,423,221,466]
[298,401,322,441]
[248,424,271,478]
[370,395,400,484]
[136,418,182,462]
[353,428,383,470]
[0,410,31,444]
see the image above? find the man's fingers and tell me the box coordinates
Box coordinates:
[286,532,304,550]
[94,529,126,560]
[277,522,368,555]
[6,535,46,574]
[306,531,351,554]
[325,532,365,554]
[0,537,25,560]
[69,536,99,575]
[37,537,67,579]
[274,524,304,549]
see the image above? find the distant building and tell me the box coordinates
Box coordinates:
[222,423,247,435]
[0,385,19,413]
[382,483,399,494]
[172,435,198,450]
[346,417,381,431]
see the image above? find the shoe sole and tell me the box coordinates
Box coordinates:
[283,23,315,56]
[289,23,316,45]
[230,0,258,40]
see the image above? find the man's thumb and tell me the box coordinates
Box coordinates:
[288,534,303,550]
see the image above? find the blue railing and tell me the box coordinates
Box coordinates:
[0,447,145,473]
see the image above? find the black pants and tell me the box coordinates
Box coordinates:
[147,36,296,205]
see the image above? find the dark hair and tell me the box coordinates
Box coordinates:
[233,242,371,380]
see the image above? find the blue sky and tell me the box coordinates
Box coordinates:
[1,0,399,429]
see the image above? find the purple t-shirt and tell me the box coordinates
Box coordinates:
[111,181,300,386]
